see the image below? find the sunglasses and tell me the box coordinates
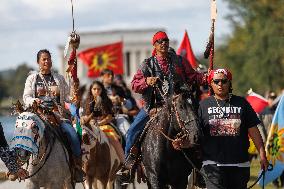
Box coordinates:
[212,79,229,85]
[156,39,169,44]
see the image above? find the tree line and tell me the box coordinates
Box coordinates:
[0,64,34,105]
[213,0,284,95]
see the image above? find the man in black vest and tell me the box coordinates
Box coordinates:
[117,31,206,184]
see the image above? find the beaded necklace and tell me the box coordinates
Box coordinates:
[214,94,232,119]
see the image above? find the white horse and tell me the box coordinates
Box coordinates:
[11,112,73,189]
[82,123,120,189]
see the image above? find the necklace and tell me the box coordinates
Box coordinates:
[214,94,231,118]
[39,73,54,97]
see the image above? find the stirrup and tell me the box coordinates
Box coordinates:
[124,153,137,170]
[116,166,132,185]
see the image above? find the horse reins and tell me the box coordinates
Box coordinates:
[154,85,273,189]
[180,149,273,189]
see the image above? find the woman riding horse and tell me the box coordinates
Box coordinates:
[117,31,207,185]
[22,49,84,182]
[81,80,125,164]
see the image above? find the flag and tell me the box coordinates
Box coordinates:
[259,95,284,186]
[65,102,82,137]
[177,30,198,69]
[78,42,123,77]
[246,90,269,114]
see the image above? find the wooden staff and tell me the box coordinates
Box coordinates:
[65,0,81,106]
[204,0,217,72]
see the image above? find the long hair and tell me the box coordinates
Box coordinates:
[85,80,113,116]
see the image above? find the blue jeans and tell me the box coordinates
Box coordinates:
[61,121,81,157]
[125,108,149,156]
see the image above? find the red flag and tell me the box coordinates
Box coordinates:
[246,90,269,114]
[177,30,198,69]
[78,42,123,77]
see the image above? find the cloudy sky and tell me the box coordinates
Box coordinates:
[0,0,232,71]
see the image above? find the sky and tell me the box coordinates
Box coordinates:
[0,0,232,71]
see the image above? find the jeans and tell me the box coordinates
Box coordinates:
[201,164,250,189]
[61,121,81,157]
[124,108,149,156]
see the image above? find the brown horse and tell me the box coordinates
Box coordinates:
[82,124,120,189]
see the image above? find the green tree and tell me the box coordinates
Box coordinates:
[214,0,284,95]
[0,74,8,103]
[5,63,34,100]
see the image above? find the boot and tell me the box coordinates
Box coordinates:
[116,146,138,185]
[73,156,86,183]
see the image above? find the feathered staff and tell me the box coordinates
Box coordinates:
[204,0,217,71]
[64,0,80,106]
[64,0,82,136]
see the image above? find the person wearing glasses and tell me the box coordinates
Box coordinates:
[116,31,206,184]
[198,69,269,189]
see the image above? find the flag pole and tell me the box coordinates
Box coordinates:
[204,0,217,72]
[65,0,81,106]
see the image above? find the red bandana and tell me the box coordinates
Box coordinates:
[208,69,232,84]
[152,31,169,45]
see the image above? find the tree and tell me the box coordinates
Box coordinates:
[214,0,284,95]
[5,63,34,100]
[0,75,8,104]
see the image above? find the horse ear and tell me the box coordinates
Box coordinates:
[12,100,24,114]
[31,101,39,113]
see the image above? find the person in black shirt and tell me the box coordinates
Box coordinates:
[198,68,268,189]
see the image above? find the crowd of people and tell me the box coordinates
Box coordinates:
[1,30,280,189]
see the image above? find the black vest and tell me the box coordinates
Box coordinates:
[140,52,191,112]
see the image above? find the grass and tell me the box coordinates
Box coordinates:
[249,158,276,189]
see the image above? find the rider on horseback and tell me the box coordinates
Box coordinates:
[23,49,85,182]
[116,31,207,184]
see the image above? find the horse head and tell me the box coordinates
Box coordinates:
[152,93,201,147]
[81,122,109,162]
[171,93,202,147]
[11,112,46,165]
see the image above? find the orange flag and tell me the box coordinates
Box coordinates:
[78,42,123,77]
[177,30,198,69]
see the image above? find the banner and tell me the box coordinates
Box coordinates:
[78,42,123,77]
[259,95,284,186]
[246,90,268,114]
[177,30,198,69]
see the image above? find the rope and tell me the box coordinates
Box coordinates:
[247,164,273,189]
[181,149,273,189]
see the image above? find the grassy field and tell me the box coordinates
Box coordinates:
[248,158,276,189]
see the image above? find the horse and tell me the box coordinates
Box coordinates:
[11,110,73,189]
[81,122,121,189]
[141,93,202,189]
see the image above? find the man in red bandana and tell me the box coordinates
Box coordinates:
[199,68,268,189]
[116,31,206,184]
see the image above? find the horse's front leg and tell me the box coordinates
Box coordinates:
[25,180,40,189]
[84,176,94,189]
[145,173,168,189]
[46,183,65,189]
